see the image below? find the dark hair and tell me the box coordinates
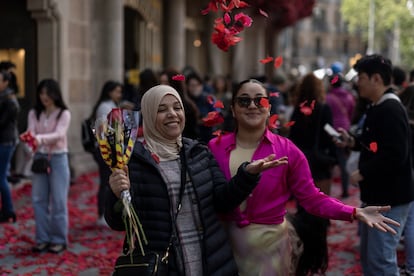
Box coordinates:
[185,72,203,85]
[231,79,268,105]
[0,70,11,83]
[392,66,406,86]
[294,73,325,105]
[353,54,392,86]
[34,79,68,119]
[139,68,158,95]
[410,69,414,83]
[90,80,122,120]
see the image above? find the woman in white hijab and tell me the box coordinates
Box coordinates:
[105,84,288,275]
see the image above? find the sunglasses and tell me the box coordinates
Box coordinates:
[235,96,269,108]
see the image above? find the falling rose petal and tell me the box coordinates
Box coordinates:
[300,106,313,116]
[270,92,279,97]
[260,56,273,64]
[369,142,378,153]
[172,74,185,81]
[259,97,270,108]
[259,9,269,18]
[206,95,215,105]
[232,0,249,8]
[268,114,279,130]
[331,75,339,85]
[284,121,296,127]
[310,100,316,109]
[224,12,231,25]
[202,111,224,127]
[274,56,283,68]
[214,100,224,109]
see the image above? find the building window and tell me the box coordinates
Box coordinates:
[315,37,321,55]
[312,7,326,31]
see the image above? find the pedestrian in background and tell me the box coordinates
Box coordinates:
[0,70,19,223]
[159,68,199,140]
[208,78,400,275]
[105,84,287,275]
[24,79,71,253]
[398,68,414,276]
[326,73,355,198]
[336,55,414,275]
[88,80,123,226]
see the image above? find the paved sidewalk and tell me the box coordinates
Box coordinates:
[1,171,403,275]
[0,172,124,276]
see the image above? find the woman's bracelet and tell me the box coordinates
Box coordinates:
[351,207,357,221]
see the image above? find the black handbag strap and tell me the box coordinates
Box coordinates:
[162,144,187,264]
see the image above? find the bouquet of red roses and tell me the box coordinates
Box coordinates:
[95,108,147,255]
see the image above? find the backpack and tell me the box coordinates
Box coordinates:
[81,118,96,153]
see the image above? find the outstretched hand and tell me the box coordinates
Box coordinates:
[356,206,400,234]
[245,154,288,175]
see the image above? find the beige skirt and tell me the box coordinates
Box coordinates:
[226,219,303,276]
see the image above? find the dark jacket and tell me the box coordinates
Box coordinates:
[289,103,337,180]
[0,88,19,144]
[355,89,414,206]
[105,138,260,275]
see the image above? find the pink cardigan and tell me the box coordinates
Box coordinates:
[208,129,354,227]
[27,108,71,154]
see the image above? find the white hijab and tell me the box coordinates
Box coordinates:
[141,85,185,161]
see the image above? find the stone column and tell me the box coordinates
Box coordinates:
[164,0,185,70]
[94,0,123,86]
[27,0,60,81]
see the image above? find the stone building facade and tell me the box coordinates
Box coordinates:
[0,0,363,176]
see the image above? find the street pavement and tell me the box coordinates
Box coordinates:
[0,169,402,275]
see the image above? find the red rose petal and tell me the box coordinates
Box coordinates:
[172,74,185,81]
[274,56,283,68]
[369,142,378,153]
[259,97,270,108]
[260,56,273,64]
[214,100,224,109]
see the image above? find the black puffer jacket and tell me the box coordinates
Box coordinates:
[105,138,260,275]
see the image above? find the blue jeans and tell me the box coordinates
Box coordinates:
[405,201,414,273]
[32,153,70,245]
[336,147,349,196]
[360,203,411,276]
[0,144,15,214]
